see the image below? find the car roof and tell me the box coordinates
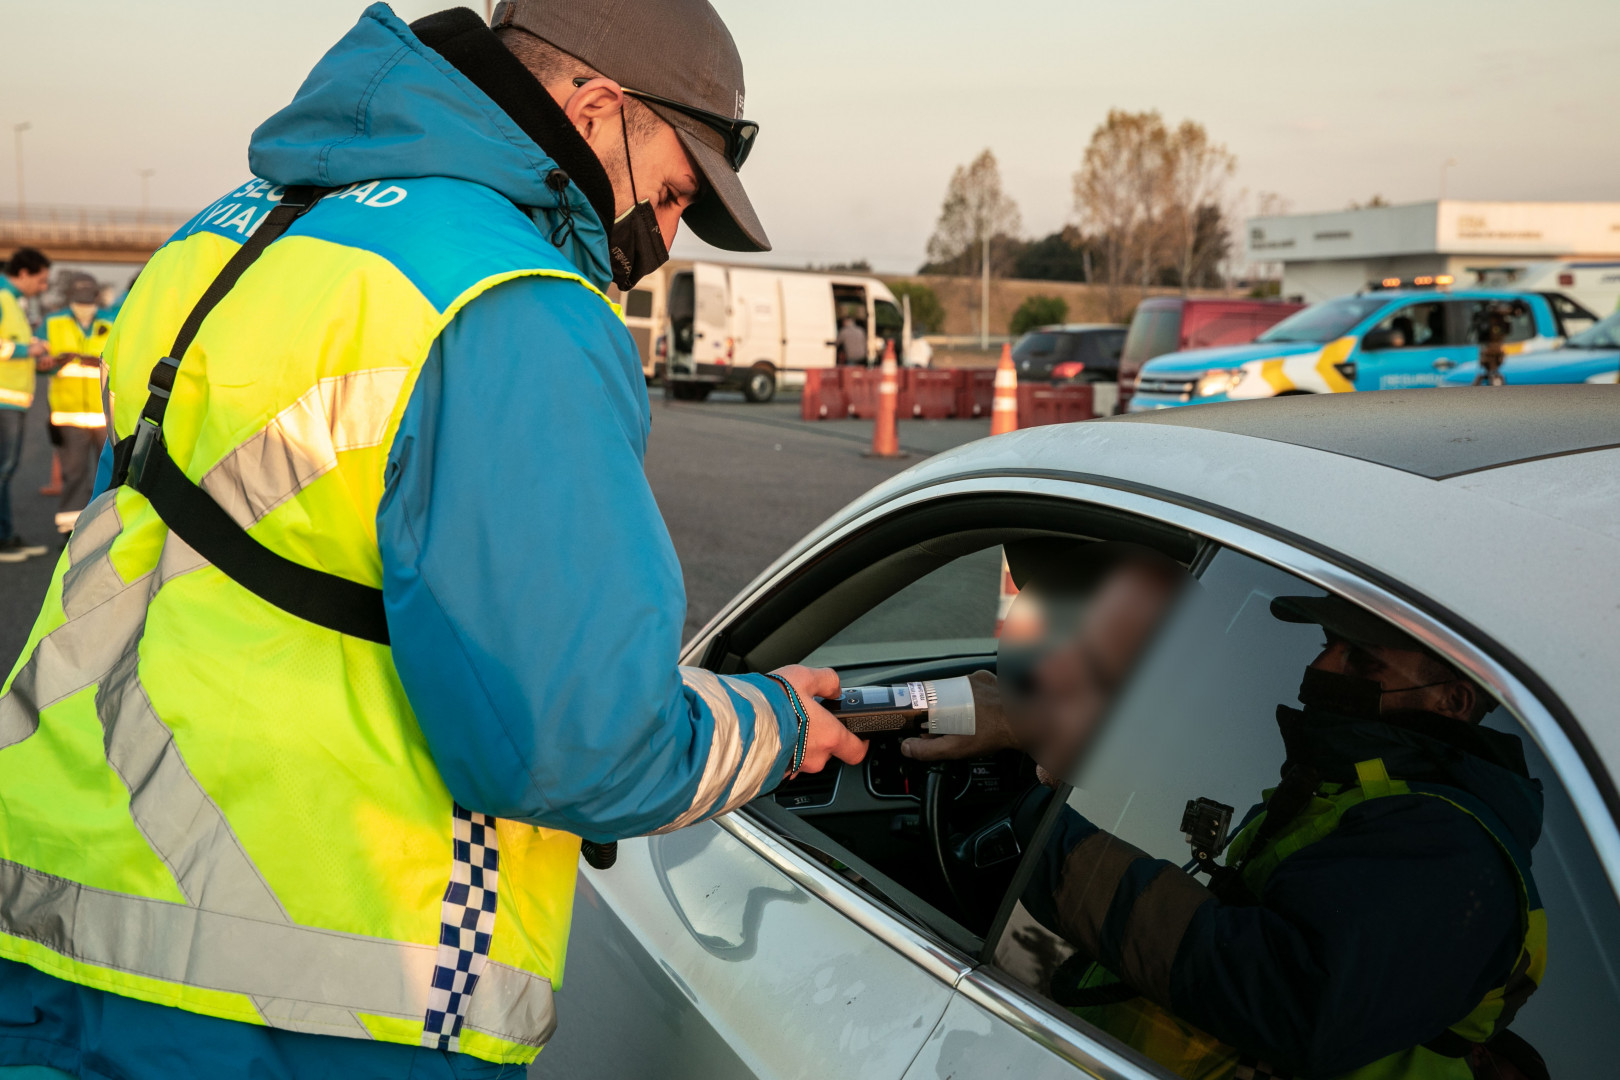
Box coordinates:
[1033,324,1126,333]
[835,387,1620,788]
[1120,386,1619,479]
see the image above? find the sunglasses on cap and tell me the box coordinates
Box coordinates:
[572,77,759,171]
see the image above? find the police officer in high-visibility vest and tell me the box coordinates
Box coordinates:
[906,563,1545,1080]
[0,3,866,1077]
[40,276,112,536]
[0,247,52,564]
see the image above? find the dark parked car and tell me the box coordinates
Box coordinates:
[1010,323,1127,382]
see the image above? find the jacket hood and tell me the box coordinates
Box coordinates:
[249,3,612,289]
[1280,704,1545,855]
[1139,340,1321,376]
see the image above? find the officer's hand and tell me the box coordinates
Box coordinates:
[770,664,868,774]
[27,340,47,360]
[901,670,1017,763]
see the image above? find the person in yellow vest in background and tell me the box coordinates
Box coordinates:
[40,276,112,537]
[0,247,52,564]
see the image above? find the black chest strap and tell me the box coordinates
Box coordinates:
[109,185,391,646]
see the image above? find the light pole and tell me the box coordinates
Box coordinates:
[137,169,155,223]
[12,122,29,215]
[980,232,990,350]
[1440,158,1457,201]
[484,0,493,22]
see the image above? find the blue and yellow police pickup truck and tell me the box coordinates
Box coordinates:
[1129,279,1596,409]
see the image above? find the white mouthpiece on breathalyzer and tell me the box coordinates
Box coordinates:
[917,676,976,736]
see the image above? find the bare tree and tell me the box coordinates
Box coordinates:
[926,149,1022,277]
[1073,110,1171,319]
[927,149,1021,343]
[1166,120,1236,295]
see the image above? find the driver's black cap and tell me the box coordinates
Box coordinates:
[1270,595,1426,652]
[491,0,769,252]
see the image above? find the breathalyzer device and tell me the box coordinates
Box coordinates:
[822,676,976,737]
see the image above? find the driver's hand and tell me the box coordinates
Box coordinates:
[901,670,1015,763]
[770,664,868,774]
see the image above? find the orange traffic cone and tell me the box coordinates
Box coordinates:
[993,552,1020,637]
[868,340,902,458]
[990,342,1018,436]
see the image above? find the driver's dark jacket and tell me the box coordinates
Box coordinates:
[1021,708,1543,1078]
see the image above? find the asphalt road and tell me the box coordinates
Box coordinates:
[0,387,990,674]
[0,377,65,672]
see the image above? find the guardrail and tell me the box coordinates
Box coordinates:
[0,204,192,254]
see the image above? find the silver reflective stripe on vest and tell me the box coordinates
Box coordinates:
[200,368,409,528]
[465,961,557,1047]
[0,491,559,1047]
[0,857,555,1042]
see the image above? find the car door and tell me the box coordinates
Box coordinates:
[693,262,732,371]
[1354,299,1462,389]
[780,274,837,373]
[535,813,961,1080]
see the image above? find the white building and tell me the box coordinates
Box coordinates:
[1246,200,1620,304]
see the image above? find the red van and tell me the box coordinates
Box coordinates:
[1117,297,1305,409]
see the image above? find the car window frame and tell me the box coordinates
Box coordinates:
[680,472,1620,1080]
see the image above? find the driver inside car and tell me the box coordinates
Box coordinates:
[903,561,1547,1080]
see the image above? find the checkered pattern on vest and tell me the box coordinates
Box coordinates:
[420,805,500,1051]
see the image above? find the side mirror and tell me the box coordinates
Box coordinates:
[1362,328,1395,351]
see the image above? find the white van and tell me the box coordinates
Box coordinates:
[663,262,918,402]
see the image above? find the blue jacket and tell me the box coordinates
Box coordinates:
[11,7,795,1078]
[1023,707,1540,1077]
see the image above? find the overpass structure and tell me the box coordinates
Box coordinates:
[0,204,191,264]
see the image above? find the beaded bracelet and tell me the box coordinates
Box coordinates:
[764,672,810,776]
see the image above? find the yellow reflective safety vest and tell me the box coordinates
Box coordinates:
[0,281,35,411]
[0,176,616,1064]
[43,309,113,428]
[1070,758,1546,1080]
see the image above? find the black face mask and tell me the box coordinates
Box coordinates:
[607,116,669,291]
[1297,666,1384,720]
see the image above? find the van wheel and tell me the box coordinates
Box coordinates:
[671,383,713,401]
[742,367,777,404]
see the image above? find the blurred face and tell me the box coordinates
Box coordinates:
[1309,636,1478,723]
[10,268,49,297]
[1019,564,1179,778]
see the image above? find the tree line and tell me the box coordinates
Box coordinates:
[922,110,1237,321]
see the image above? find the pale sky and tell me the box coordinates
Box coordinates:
[3,0,1617,273]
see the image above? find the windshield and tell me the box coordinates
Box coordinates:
[1566,309,1620,349]
[1122,306,1183,365]
[1256,295,1387,343]
[1013,332,1062,362]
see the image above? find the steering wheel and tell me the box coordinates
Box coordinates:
[924,769,1054,926]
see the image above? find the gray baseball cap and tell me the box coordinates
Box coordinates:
[492,0,769,252]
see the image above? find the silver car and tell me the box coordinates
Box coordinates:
[536,386,1620,1079]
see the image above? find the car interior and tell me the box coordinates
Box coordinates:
[697,494,1201,953]
[690,490,1620,1077]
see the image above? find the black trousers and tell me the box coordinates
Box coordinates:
[56,426,106,533]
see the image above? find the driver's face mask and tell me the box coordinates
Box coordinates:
[1297,665,1384,720]
[607,112,669,291]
